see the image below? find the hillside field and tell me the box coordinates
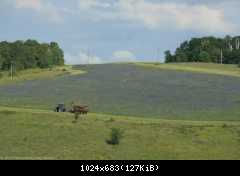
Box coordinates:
[1,63,240,120]
[135,62,240,77]
[1,63,240,160]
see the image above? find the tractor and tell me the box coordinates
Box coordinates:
[55,103,66,112]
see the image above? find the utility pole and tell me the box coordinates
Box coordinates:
[236,38,240,50]
[229,41,233,52]
[220,49,223,65]
[10,61,13,80]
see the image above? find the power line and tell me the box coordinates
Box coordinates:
[156,48,160,61]
[87,48,91,65]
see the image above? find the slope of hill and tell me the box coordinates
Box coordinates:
[0,63,240,121]
[135,62,240,77]
[0,106,240,160]
[0,66,85,85]
[1,63,240,160]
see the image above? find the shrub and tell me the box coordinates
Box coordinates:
[222,124,228,128]
[106,128,123,145]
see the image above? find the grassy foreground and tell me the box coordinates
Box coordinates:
[0,106,240,160]
[135,62,240,77]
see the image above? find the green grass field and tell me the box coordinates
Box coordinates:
[1,63,240,160]
[0,66,85,85]
[135,62,240,77]
[0,106,240,160]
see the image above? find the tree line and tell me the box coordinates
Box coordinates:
[165,36,240,64]
[0,40,64,71]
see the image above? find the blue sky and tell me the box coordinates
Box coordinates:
[0,0,239,64]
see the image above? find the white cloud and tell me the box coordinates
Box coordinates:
[112,50,136,62]
[65,50,136,65]
[78,0,111,10]
[77,0,235,33]
[65,52,103,65]
[4,0,237,32]
[15,0,41,10]
[11,0,63,23]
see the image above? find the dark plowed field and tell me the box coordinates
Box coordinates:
[1,64,240,120]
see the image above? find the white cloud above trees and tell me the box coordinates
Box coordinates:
[112,50,136,62]
[65,51,103,65]
[65,50,136,65]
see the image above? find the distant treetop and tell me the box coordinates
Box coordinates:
[165,36,240,65]
[0,40,65,71]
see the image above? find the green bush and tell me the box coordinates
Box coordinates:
[106,128,123,145]
[222,124,228,128]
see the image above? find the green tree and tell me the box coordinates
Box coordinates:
[165,35,240,65]
[175,49,189,62]
[50,42,65,66]
[106,128,123,145]
[0,54,3,69]
[24,39,39,46]
[0,39,65,71]
[199,51,211,62]
[164,50,174,63]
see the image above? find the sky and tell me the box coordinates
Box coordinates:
[0,0,239,64]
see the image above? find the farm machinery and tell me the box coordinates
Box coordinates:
[69,105,89,115]
[55,103,89,114]
[55,103,66,112]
